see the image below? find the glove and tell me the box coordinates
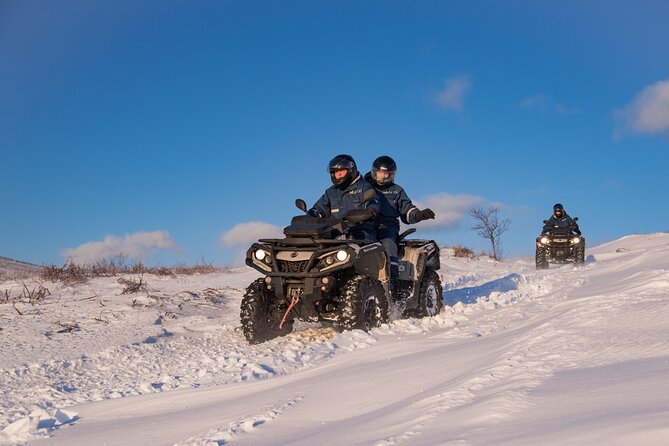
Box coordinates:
[415,208,435,222]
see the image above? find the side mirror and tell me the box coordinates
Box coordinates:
[295,199,308,213]
[573,217,579,221]
[361,188,377,203]
[543,220,548,224]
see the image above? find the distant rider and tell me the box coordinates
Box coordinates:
[542,203,581,235]
[364,155,435,296]
[308,154,380,241]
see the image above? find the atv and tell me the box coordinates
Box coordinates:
[535,217,585,269]
[390,227,443,319]
[240,195,443,344]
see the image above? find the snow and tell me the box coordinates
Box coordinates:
[0,257,40,282]
[1,233,668,445]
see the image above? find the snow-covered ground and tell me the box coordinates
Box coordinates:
[1,233,668,445]
[0,257,40,282]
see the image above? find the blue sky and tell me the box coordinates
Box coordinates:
[2,0,668,266]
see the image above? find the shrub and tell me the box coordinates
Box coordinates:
[118,276,147,294]
[40,263,89,286]
[452,245,475,258]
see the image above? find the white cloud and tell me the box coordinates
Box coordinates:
[436,75,471,110]
[414,192,484,229]
[520,93,548,111]
[615,79,669,137]
[220,221,284,247]
[553,104,580,115]
[520,93,580,114]
[62,231,177,264]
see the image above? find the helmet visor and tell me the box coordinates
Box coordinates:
[328,158,355,173]
[372,167,396,185]
[331,168,350,180]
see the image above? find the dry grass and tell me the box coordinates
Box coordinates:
[1,282,51,307]
[118,276,147,294]
[38,258,229,285]
[4,259,229,308]
[173,263,227,275]
[40,263,89,286]
[452,245,476,258]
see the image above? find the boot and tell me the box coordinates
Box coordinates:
[389,279,402,302]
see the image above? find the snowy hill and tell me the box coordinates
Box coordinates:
[0,256,41,281]
[1,233,669,445]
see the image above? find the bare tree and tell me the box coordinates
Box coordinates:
[468,206,511,261]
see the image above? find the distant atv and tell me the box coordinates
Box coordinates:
[535,217,585,269]
[241,195,443,344]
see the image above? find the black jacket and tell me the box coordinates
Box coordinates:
[542,212,581,235]
[309,174,380,240]
[364,172,422,231]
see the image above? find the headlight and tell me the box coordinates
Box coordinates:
[570,237,581,244]
[254,249,267,261]
[540,236,550,245]
[317,250,350,271]
[336,250,349,262]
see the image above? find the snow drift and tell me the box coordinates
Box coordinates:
[1,233,668,445]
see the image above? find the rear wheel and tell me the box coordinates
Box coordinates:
[240,279,293,344]
[415,269,443,317]
[535,247,549,269]
[336,275,388,332]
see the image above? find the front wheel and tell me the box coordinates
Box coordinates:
[574,244,585,264]
[415,269,443,317]
[336,275,388,332]
[240,278,293,344]
[535,247,549,270]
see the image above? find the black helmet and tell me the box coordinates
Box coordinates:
[328,154,358,189]
[371,155,397,187]
[553,203,564,217]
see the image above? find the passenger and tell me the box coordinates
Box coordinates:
[364,155,435,296]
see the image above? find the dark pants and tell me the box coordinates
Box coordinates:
[377,225,399,280]
[350,225,378,243]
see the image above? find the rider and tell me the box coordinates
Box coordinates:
[308,154,380,241]
[364,155,435,295]
[542,203,581,235]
